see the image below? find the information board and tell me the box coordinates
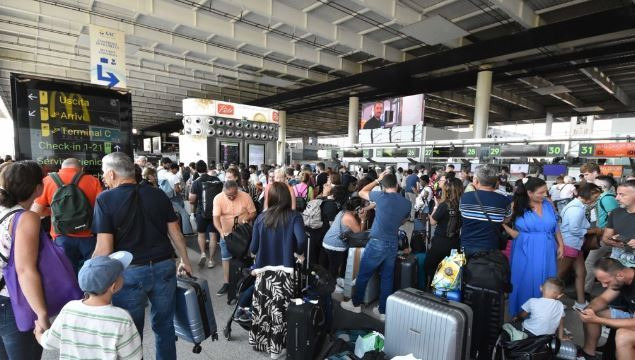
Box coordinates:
[375,148,419,158]
[11,74,133,174]
[579,143,635,158]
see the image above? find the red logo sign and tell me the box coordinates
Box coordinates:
[272,111,279,123]
[217,103,234,115]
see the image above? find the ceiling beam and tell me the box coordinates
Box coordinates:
[428,91,510,117]
[466,86,543,113]
[517,76,584,108]
[425,99,472,118]
[576,64,631,106]
[490,0,543,29]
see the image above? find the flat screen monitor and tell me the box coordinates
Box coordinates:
[359,94,424,130]
[543,164,567,176]
[510,164,529,174]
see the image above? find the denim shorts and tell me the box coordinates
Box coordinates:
[610,307,634,319]
[219,235,232,261]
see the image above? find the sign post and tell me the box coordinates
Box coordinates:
[90,25,126,88]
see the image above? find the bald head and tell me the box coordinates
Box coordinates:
[61,158,81,169]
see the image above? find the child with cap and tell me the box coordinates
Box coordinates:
[34,251,142,359]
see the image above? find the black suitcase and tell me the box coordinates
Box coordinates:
[227,258,246,305]
[394,254,418,291]
[286,301,326,359]
[463,284,505,360]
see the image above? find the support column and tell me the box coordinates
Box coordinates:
[348,96,359,144]
[545,112,553,136]
[277,110,286,166]
[586,115,594,132]
[473,67,492,139]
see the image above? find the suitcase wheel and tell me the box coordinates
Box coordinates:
[193,344,202,354]
[223,327,232,341]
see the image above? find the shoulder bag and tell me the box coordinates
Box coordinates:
[338,211,370,248]
[1,210,83,331]
[473,190,510,250]
[225,216,253,259]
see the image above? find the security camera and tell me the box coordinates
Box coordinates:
[207,117,215,126]
[235,130,243,138]
[207,128,216,136]
[216,129,225,137]
[226,120,234,128]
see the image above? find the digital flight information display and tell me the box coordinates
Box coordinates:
[11,74,132,174]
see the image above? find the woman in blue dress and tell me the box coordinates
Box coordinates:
[503,177,564,316]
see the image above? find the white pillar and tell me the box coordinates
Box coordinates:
[586,115,594,132]
[348,96,359,144]
[473,68,492,139]
[276,110,286,166]
[545,112,553,136]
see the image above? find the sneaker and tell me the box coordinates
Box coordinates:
[198,254,207,267]
[216,283,229,296]
[372,306,386,321]
[340,300,361,314]
[576,347,597,360]
[270,349,286,359]
[573,301,589,312]
[207,259,216,268]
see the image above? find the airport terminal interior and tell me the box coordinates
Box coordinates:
[1,0,635,359]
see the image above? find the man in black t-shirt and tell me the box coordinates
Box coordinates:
[189,160,222,269]
[579,258,635,359]
[316,162,328,196]
[93,153,192,359]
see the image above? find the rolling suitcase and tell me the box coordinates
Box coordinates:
[227,258,246,305]
[463,284,505,360]
[174,276,218,353]
[385,288,472,360]
[344,247,380,304]
[393,254,418,291]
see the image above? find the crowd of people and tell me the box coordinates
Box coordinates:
[0,153,635,359]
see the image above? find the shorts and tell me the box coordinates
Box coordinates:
[563,245,582,258]
[610,308,634,319]
[195,213,218,235]
[219,235,232,261]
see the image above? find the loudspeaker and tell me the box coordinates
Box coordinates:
[216,129,225,137]
[235,130,243,138]
[226,129,234,137]
[252,123,260,130]
[207,128,216,136]
[244,132,252,139]
[194,117,202,125]
[244,122,252,129]
[193,128,202,135]
[268,124,275,132]
[216,119,225,127]
[260,132,268,139]
[184,128,192,135]
[207,117,215,126]
[226,120,234,128]
[184,116,191,124]
[235,122,244,129]
[268,134,275,140]
[252,132,260,139]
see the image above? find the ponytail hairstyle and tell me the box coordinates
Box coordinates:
[512,177,547,223]
[0,161,44,208]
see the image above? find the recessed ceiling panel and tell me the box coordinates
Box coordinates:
[400,15,469,45]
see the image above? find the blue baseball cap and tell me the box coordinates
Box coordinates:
[78,251,133,294]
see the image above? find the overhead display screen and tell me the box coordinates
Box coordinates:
[579,143,635,158]
[11,74,132,174]
[360,94,425,130]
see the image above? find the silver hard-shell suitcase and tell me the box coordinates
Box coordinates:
[385,287,473,360]
[174,276,218,353]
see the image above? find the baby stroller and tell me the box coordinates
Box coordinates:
[223,264,255,341]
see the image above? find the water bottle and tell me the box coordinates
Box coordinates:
[554,339,577,360]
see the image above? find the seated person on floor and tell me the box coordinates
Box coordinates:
[512,277,566,340]
[579,257,635,360]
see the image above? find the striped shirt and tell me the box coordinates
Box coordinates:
[40,300,142,360]
[459,190,512,253]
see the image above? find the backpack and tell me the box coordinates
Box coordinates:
[303,199,323,229]
[446,206,462,238]
[159,178,175,199]
[49,172,92,235]
[199,176,223,220]
[294,184,310,213]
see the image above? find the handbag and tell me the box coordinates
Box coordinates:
[498,334,560,360]
[338,211,370,248]
[431,249,466,291]
[473,190,510,250]
[2,210,83,331]
[463,250,512,293]
[225,216,253,259]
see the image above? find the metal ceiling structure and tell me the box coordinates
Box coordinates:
[0,0,634,137]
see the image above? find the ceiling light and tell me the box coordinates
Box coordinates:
[132,128,138,134]
[573,106,604,112]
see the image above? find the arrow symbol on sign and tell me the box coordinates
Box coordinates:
[114,145,121,152]
[97,64,120,87]
[28,110,36,117]
[28,93,37,101]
